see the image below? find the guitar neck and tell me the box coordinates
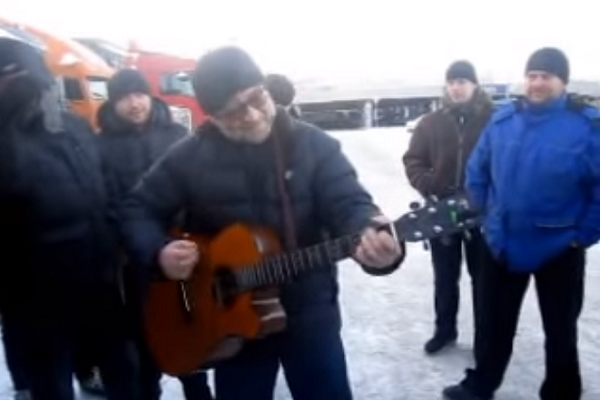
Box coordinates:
[229,194,475,292]
[234,232,362,291]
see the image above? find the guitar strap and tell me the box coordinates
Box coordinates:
[272,108,298,251]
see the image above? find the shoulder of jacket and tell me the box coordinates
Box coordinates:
[566,96,600,130]
[162,122,189,141]
[163,133,198,157]
[63,111,93,133]
[413,110,443,134]
[292,120,335,143]
[489,101,519,125]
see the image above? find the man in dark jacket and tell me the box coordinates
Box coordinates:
[442,48,600,400]
[0,38,138,400]
[95,69,213,400]
[403,60,493,354]
[119,46,405,400]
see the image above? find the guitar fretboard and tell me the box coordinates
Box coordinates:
[234,233,360,290]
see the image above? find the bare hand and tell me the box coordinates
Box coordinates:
[353,216,403,268]
[158,240,199,280]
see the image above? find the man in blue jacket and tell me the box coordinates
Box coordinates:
[443,48,600,400]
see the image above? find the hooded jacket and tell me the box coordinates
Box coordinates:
[97,97,188,204]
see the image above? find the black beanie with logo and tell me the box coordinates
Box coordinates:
[525,47,570,84]
[107,69,151,103]
[446,60,478,84]
[192,46,264,115]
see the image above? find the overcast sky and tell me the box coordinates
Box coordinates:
[3,0,598,84]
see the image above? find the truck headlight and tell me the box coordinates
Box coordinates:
[168,106,193,132]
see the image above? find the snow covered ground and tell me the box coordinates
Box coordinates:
[0,127,598,399]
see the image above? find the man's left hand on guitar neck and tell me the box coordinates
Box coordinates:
[353,215,405,273]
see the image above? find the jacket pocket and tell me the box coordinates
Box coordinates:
[534,218,576,229]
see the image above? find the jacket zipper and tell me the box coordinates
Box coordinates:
[454,115,466,189]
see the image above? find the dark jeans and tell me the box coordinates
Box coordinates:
[214,326,352,400]
[463,244,584,400]
[2,314,31,391]
[73,342,98,383]
[24,285,139,400]
[429,229,483,339]
[136,332,213,400]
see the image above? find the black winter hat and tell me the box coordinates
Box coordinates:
[525,47,569,84]
[0,38,53,88]
[107,68,151,102]
[446,60,478,84]
[264,73,296,107]
[192,46,264,115]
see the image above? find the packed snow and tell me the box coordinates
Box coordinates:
[0,128,598,399]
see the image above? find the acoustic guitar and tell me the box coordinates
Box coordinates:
[144,194,480,376]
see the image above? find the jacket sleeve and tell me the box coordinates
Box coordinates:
[311,130,403,275]
[118,146,187,271]
[465,123,493,211]
[576,125,600,247]
[402,118,434,196]
[95,136,120,222]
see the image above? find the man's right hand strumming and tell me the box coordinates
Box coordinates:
[158,240,199,280]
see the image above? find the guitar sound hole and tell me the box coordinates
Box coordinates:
[212,267,238,307]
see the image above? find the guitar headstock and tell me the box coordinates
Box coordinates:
[394,194,481,242]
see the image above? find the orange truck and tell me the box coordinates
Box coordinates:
[75,38,206,128]
[0,17,113,130]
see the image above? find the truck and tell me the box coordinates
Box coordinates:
[75,38,206,128]
[0,16,113,130]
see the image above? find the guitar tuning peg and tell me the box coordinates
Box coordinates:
[409,201,421,211]
[422,241,430,251]
[429,195,439,203]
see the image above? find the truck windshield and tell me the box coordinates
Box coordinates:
[87,76,109,100]
[160,72,194,97]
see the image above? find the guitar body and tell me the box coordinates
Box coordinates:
[143,193,481,376]
[144,224,287,376]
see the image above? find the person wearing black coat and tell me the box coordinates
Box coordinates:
[118,46,405,400]
[94,69,213,400]
[0,38,138,400]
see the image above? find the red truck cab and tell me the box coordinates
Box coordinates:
[75,38,206,128]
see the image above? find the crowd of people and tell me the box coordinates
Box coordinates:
[0,33,598,400]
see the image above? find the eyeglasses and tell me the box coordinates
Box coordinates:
[215,86,269,122]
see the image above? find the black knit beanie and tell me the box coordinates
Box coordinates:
[192,46,264,115]
[0,38,53,88]
[264,73,296,107]
[446,60,478,84]
[107,69,151,102]
[525,47,569,84]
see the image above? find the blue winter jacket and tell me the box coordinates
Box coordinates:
[466,94,600,272]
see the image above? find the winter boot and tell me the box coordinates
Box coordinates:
[424,332,457,354]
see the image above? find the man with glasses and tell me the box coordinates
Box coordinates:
[118,46,405,400]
